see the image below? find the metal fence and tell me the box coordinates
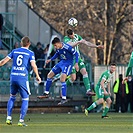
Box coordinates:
[0,63,130,113]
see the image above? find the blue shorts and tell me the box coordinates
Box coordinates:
[52,62,73,76]
[10,80,30,99]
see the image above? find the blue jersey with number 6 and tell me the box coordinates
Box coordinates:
[7,47,35,81]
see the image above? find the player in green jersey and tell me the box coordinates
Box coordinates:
[85,63,116,118]
[123,52,133,82]
[63,29,103,96]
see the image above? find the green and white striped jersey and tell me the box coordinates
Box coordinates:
[97,70,113,88]
[63,34,82,57]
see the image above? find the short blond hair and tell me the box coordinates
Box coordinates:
[21,36,30,47]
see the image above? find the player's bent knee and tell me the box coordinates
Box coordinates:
[10,94,16,97]
[60,76,67,82]
[71,77,76,82]
[47,71,55,78]
[106,99,112,106]
[109,99,112,104]
[97,98,104,104]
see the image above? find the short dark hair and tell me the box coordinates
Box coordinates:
[67,29,74,35]
[37,42,41,46]
[119,74,123,77]
[110,63,116,66]
[52,37,60,44]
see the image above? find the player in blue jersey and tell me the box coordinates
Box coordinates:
[37,37,83,105]
[0,36,41,126]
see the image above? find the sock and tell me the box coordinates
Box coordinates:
[7,116,12,120]
[66,78,73,86]
[102,106,109,116]
[45,78,52,93]
[87,102,97,111]
[83,74,90,91]
[61,82,67,99]
[7,96,16,117]
[103,101,106,109]
[20,98,29,120]
[19,119,24,123]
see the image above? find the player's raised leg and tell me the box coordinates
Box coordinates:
[37,70,55,99]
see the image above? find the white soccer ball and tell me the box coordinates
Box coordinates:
[68,17,78,27]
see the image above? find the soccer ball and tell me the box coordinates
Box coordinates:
[68,17,78,27]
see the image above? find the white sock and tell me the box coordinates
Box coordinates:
[19,119,24,122]
[7,116,12,120]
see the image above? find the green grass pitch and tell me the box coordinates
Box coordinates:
[0,112,133,133]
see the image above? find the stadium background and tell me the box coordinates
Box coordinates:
[0,0,133,113]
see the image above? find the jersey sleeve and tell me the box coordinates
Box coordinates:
[50,51,59,61]
[101,72,109,81]
[7,50,14,59]
[102,74,107,81]
[126,67,132,77]
[30,52,35,62]
[128,52,133,67]
[77,34,83,40]
[63,36,70,43]
[126,52,133,76]
[66,44,79,63]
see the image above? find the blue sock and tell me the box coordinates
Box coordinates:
[7,96,16,117]
[45,78,52,92]
[20,99,29,120]
[61,82,67,99]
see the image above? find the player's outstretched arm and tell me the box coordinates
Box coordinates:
[67,39,85,47]
[44,59,51,68]
[0,56,10,66]
[83,40,104,49]
[45,59,51,64]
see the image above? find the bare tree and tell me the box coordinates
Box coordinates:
[25,0,133,65]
